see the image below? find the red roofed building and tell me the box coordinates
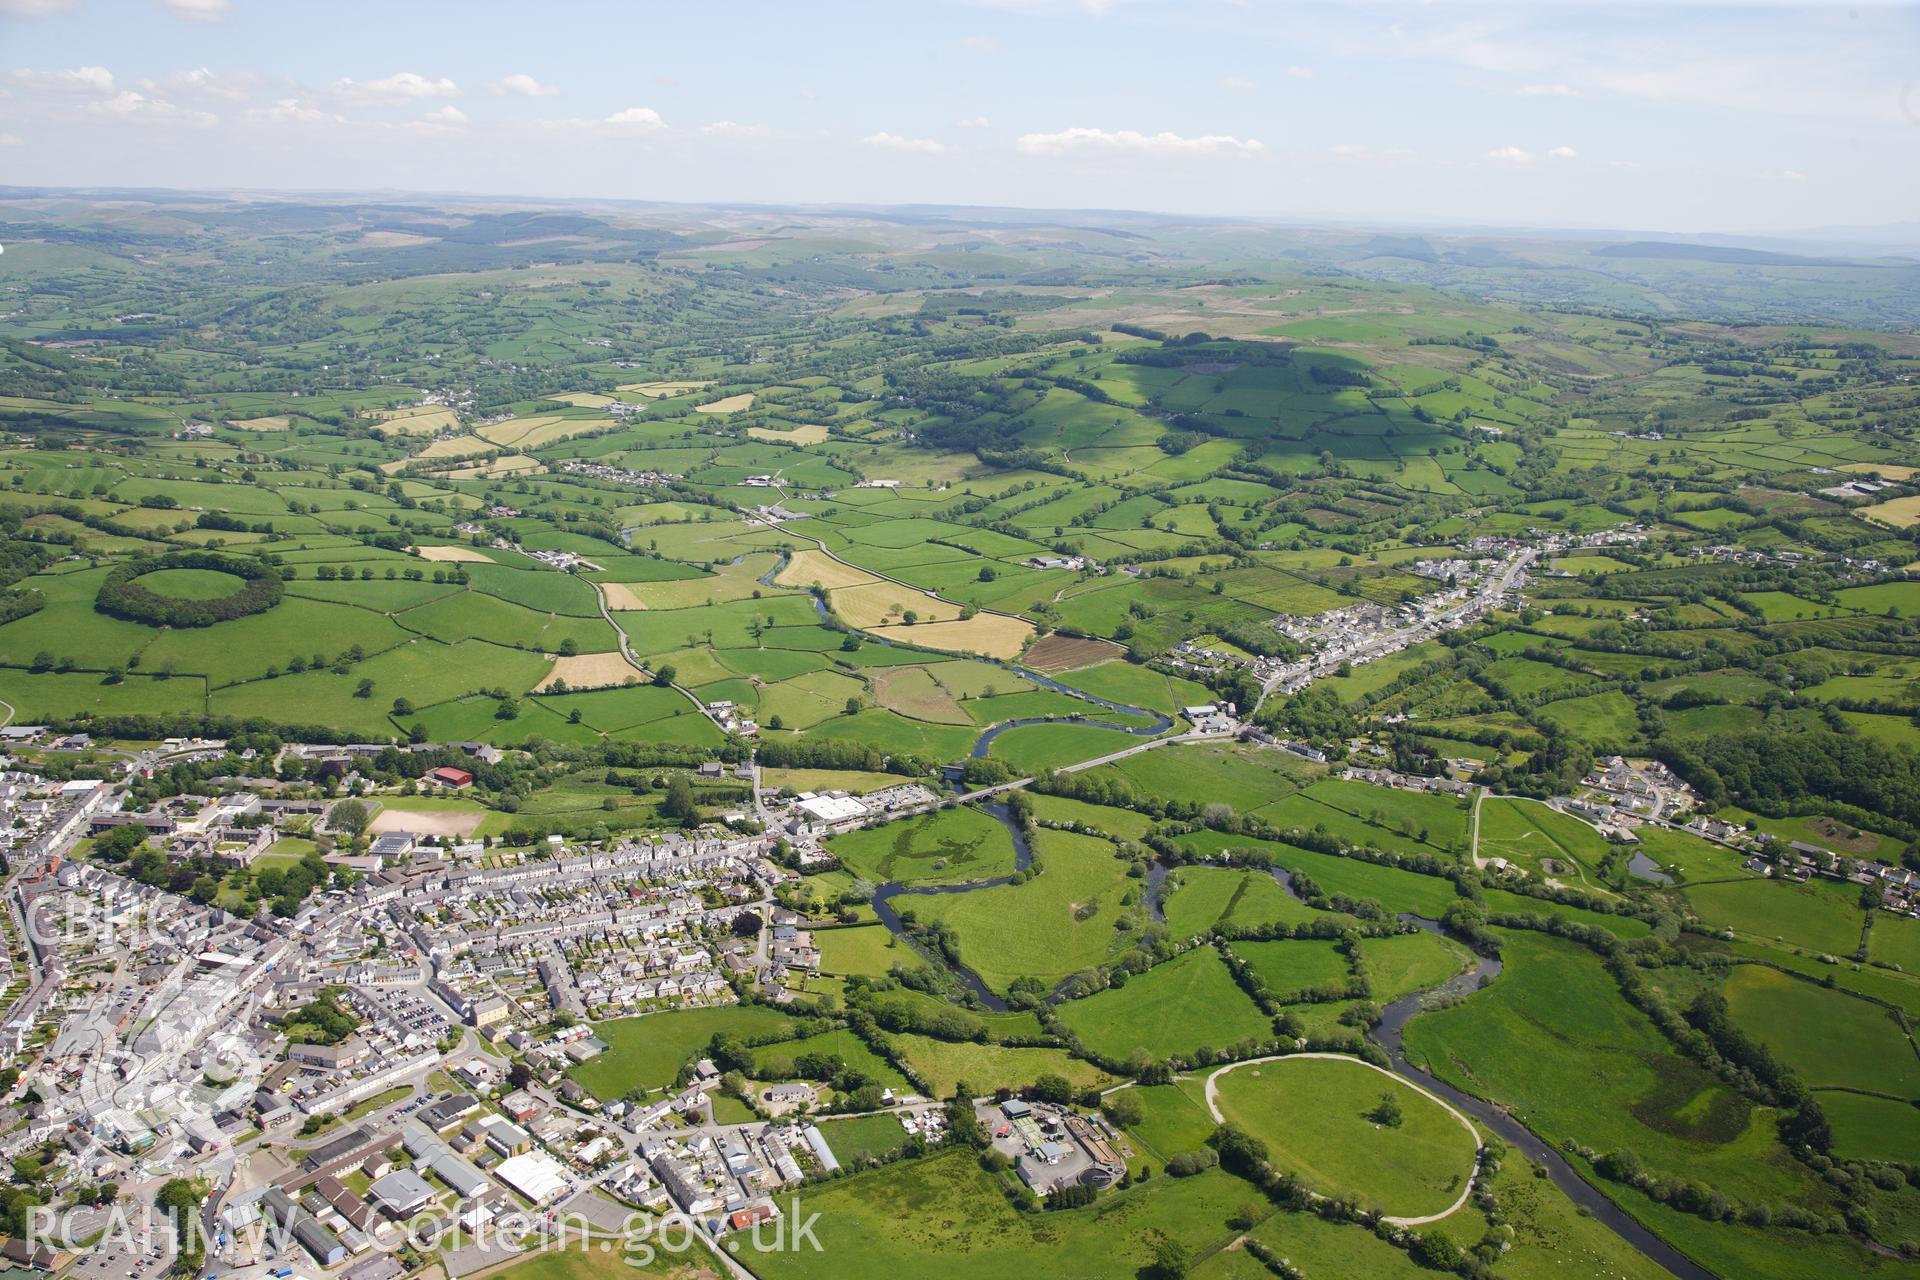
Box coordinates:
[729,1204,774,1233]
[426,766,474,788]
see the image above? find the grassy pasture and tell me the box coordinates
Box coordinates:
[1160,866,1331,937]
[1357,931,1472,1003]
[827,806,1017,886]
[886,1034,1114,1097]
[1211,1056,1479,1219]
[1404,932,1811,1206]
[569,1005,797,1099]
[744,1149,1249,1280]
[1230,939,1353,1000]
[815,925,905,977]
[1722,965,1920,1097]
[1055,946,1272,1063]
[1683,875,1866,955]
[906,828,1136,993]
[1176,831,1463,918]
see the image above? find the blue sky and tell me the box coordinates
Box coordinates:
[1,0,1916,233]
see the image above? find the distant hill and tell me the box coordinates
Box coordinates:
[1593,241,1863,268]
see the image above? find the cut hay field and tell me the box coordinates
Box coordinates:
[870,665,971,725]
[872,612,1035,660]
[1862,494,1920,527]
[373,404,461,435]
[749,424,830,445]
[695,393,756,414]
[832,580,964,628]
[368,798,488,838]
[775,548,876,591]
[535,651,641,691]
[618,380,709,398]
[476,414,613,449]
[412,543,494,563]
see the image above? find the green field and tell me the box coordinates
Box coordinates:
[816,925,906,977]
[1211,1055,1480,1219]
[1404,932,1825,1207]
[570,1005,797,1099]
[745,1150,1268,1280]
[906,828,1137,993]
[886,1033,1115,1097]
[1160,865,1330,936]
[1228,938,1353,1001]
[1819,1090,1920,1164]
[1722,964,1920,1097]
[828,806,1018,885]
[1683,875,1867,955]
[1356,931,1471,1003]
[1055,946,1273,1063]
[753,1027,910,1093]
[813,1112,918,1164]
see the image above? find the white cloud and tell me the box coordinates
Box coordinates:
[328,72,460,103]
[0,133,21,146]
[1014,126,1265,158]
[9,66,115,96]
[1330,143,1369,157]
[244,97,345,126]
[956,115,991,129]
[700,120,770,138]
[139,67,256,102]
[1219,75,1256,92]
[489,73,558,98]
[416,105,467,128]
[162,0,231,21]
[88,90,217,127]
[0,0,77,14]
[546,106,667,135]
[604,106,665,131]
[1511,83,1578,97]
[1759,168,1807,182]
[1485,145,1535,165]
[862,131,945,154]
[1285,65,1316,80]
[1547,145,1577,159]
[961,35,1001,52]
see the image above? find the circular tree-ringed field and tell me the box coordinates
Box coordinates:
[1206,1053,1481,1224]
[95,551,285,628]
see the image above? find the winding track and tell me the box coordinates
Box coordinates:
[1202,1052,1483,1228]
